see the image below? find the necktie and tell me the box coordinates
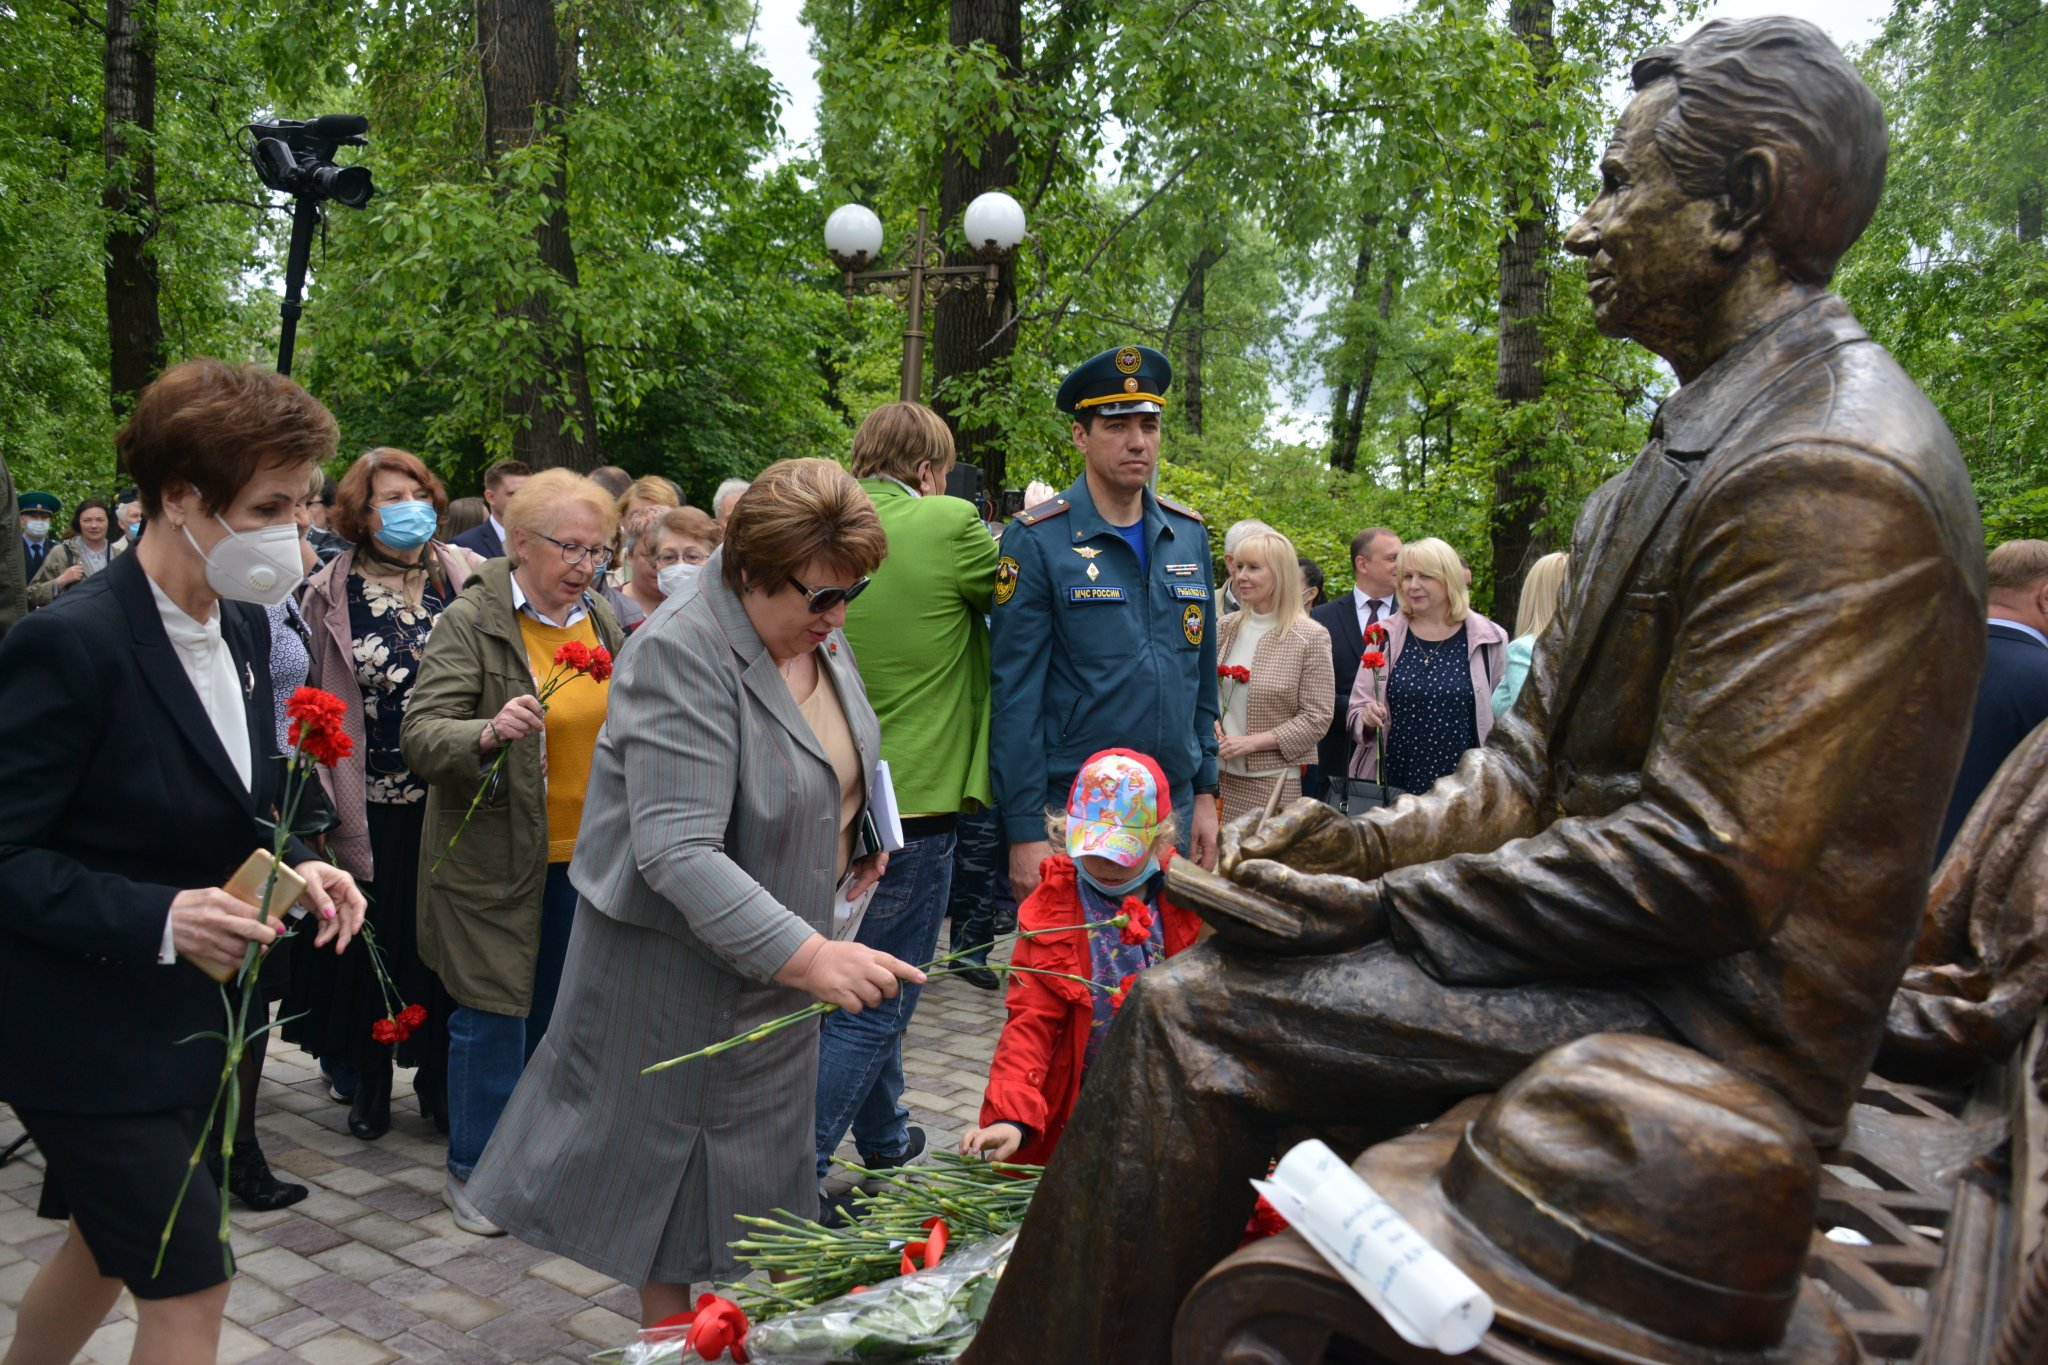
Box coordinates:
[1366,598,1382,629]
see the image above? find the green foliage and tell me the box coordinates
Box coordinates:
[1840,0,2048,547]
[2,0,2036,574]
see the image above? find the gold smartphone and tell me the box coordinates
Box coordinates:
[181,850,307,984]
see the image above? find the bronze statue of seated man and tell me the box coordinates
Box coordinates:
[962,17,1987,1363]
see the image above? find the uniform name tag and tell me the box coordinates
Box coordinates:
[1170,584,1210,600]
[1068,586,1128,602]
[1167,563,1202,576]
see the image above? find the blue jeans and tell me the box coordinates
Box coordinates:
[447,862,578,1180]
[814,830,956,1178]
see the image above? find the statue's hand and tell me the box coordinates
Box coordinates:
[1219,798,1377,879]
[1205,860,1387,957]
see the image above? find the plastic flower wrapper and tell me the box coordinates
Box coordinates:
[587,1241,1025,1365]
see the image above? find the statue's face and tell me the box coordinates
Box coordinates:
[1565,83,1730,363]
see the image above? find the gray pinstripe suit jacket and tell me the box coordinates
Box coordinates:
[466,551,881,1285]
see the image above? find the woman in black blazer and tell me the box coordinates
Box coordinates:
[0,360,366,1364]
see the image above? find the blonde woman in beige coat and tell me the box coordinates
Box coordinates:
[1214,530,1335,823]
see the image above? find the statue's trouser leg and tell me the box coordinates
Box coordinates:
[966,939,1671,1362]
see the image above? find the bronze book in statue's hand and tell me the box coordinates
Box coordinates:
[1166,858,1304,944]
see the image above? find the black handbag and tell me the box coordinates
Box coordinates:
[1320,773,1403,814]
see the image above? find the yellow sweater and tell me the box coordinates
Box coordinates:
[518,614,611,863]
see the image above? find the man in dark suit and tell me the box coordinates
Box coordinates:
[450,459,529,560]
[963,20,1986,1359]
[1938,539,2048,859]
[1308,525,1400,798]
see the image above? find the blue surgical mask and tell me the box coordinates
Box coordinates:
[126,520,142,539]
[373,499,437,551]
[1075,855,1159,901]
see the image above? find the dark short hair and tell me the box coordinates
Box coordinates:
[483,459,531,493]
[1299,556,1325,595]
[330,447,450,547]
[69,499,111,536]
[721,459,888,595]
[1630,17,1886,284]
[117,359,339,518]
[319,474,338,504]
[589,465,632,499]
[1349,527,1397,564]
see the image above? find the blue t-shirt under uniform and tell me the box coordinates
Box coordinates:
[1112,519,1149,574]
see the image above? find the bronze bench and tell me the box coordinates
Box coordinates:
[1174,1032,2045,1365]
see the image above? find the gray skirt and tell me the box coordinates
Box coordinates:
[466,900,819,1286]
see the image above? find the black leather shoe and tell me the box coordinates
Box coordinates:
[228,1148,308,1211]
[348,1057,392,1140]
[956,966,1001,990]
[860,1127,926,1171]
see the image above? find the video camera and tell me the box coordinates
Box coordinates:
[246,115,375,209]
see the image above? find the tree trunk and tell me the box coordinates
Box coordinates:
[1487,0,1555,627]
[1173,241,1227,438]
[2021,179,2043,245]
[1330,214,1410,476]
[103,0,163,419]
[477,0,602,470]
[933,0,1022,491]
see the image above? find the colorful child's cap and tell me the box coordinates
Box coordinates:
[1066,749,1171,868]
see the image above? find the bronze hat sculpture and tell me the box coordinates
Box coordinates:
[1361,1033,1856,1365]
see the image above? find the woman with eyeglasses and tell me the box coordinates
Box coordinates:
[287,447,477,1146]
[400,468,625,1234]
[458,459,921,1326]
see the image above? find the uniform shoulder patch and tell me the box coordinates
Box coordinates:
[994,556,1020,605]
[1156,494,1204,523]
[1015,498,1071,527]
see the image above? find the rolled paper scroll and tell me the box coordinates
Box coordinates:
[1253,1138,1493,1354]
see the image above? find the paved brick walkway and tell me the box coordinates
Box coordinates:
[0,962,1008,1363]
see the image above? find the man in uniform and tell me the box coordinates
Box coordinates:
[989,345,1221,899]
[17,492,58,598]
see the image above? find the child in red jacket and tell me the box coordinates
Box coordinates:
[960,748,1201,1165]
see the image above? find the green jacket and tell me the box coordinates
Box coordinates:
[27,535,128,608]
[400,557,622,1016]
[842,477,999,815]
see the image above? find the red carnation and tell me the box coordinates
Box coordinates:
[553,640,593,672]
[1360,650,1387,670]
[1229,665,1252,684]
[1110,972,1139,1015]
[397,1003,428,1032]
[1119,897,1155,945]
[1239,1194,1290,1246]
[1364,622,1389,645]
[586,646,613,683]
[371,1017,402,1045]
[285,687,353,767]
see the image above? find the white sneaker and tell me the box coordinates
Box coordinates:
[444,1174,505,1237]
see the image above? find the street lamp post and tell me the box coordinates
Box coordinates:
[824,193,1027,403]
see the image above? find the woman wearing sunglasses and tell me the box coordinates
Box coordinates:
[457,458,922,1327]
[400,468,626,1234]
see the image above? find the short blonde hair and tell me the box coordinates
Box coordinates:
[503,468,620,568]
[721,458,888,593]
[1988,540,2048,594]
[618,475,680,521]
[1397,537,1470,624]
[1514,552,1571,639]
[849,403,955,486]
[1231,529,1303,637]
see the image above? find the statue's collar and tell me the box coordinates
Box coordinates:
[1653,295,1867,459]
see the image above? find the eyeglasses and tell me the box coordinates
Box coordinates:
[788,574,871,613]
[534,532,614,572]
